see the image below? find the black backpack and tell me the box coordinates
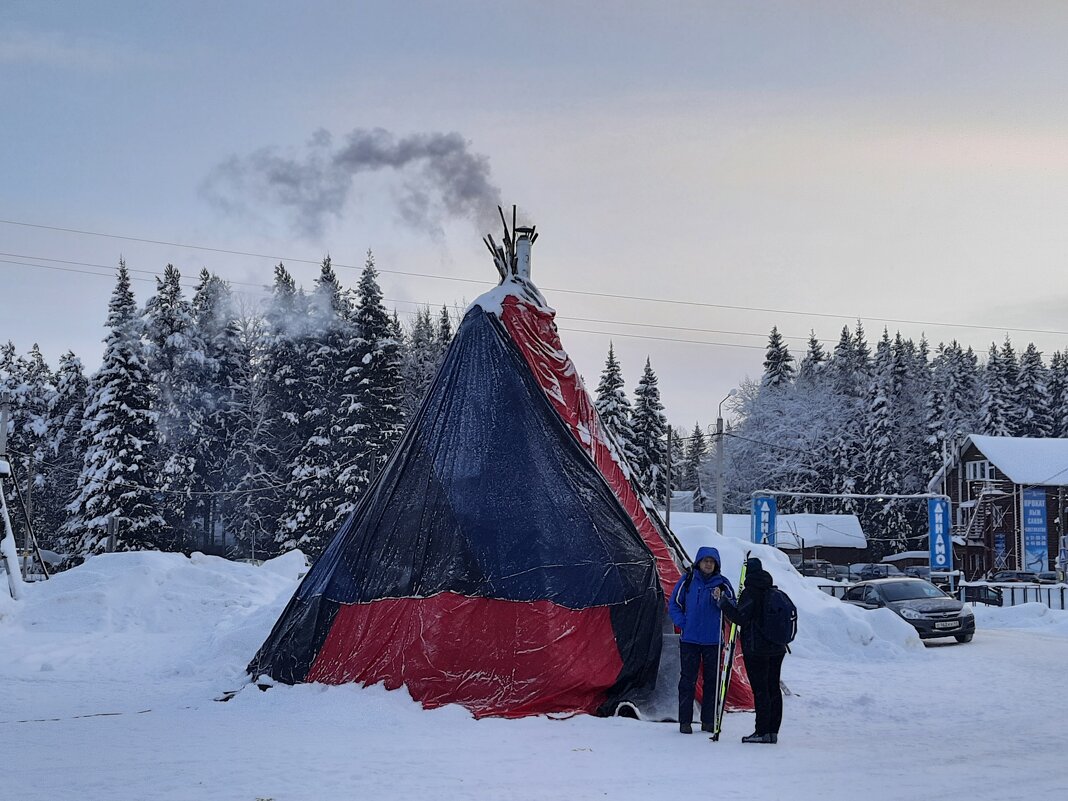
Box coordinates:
[760,587,798,646]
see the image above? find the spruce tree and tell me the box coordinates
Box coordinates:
[681,423,708,510]
[191,270,245,550]
[262,263,314,554]
[46,352,90,547]
[999,337,1023,435]
[1048,351,1068,438]
[864,332,910,554]
[280,257,349,554]
[631,357,669,501]
[402,306,443,420]
[1016,343,1053,438]
[981,344,1012,436]
[438,304,454,351]
[761,326,795,389]
[336,252,405,514]
[65,261,163,553]
[3,345,56,550]
[594,343,639,468]
[144,264,203,548]
[221,314,275,559]
[796,331,825,386]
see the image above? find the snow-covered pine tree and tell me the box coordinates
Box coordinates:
[681,423,708,510]
[796,330,826,387]
[220,312,275,560]
[949,343,982,445]
[437,304,453,352]
[593,343,639,468]
[852,321,872,378]
[824,326,864,511]
[144,264,204,549]
[999,337,1023,436]
[190,270,244,551]
[924,344,952,481]
[980,343,1012,437]
[1048,350,1068,438]
[1016,343,1053,438]
[65,261,163,554]
[761,326,795,389]
[893,332,929,496]
[401,306,442,421]
[2,344,56,550]
[864,330,911,555]
[262,263,314,555]
[335,251,405,516]
[630,357,670,502]
[279,257,350,554]
[44,352,90,548]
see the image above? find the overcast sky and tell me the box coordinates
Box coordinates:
[4,1,1068,428]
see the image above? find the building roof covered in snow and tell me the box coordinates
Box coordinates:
[667,512,867,550]
[927,434,1068,490]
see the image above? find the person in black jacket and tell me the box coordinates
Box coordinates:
[713,557,787,744]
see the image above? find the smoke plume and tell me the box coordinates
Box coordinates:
[202,128,502,238]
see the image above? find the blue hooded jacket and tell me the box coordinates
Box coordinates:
[668,546,735,645]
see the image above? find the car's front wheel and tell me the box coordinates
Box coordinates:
[955,633,973,643]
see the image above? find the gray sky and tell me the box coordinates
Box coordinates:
[4,1,1068,428]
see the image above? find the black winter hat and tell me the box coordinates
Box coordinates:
[746,557,764,573]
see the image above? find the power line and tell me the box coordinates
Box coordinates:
[6,446,358,499]
[5,217,1068,338]
[0,255,797,351]
[724,431,814,456]
[3,249,830,343]
[561,327,768,350]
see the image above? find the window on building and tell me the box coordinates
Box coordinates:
[966,460,993,481]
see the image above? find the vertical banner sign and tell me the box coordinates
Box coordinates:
[1022,489,1049,573]
[751,496,777,545]
[928,498,951,572]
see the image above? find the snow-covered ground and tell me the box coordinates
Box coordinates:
[2,546,1066,801]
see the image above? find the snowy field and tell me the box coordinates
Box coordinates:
[2,542,1067,801]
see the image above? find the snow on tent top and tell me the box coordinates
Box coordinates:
[247,216,704,718]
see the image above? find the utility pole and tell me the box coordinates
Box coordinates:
[665,427,672,527]
[22,454,33,577]
[0,390,25,599]
[0,390,8,459]
[106,515,118,553]
[716,389,737,536]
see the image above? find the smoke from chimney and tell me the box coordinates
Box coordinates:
[201,127,502,238]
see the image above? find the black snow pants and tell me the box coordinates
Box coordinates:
[742,650,786,735]
[678,641,720,726]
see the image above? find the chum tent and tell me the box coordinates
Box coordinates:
[248,216,752,719]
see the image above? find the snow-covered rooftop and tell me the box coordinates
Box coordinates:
[667,511,867,549]
[928,434,1068,489]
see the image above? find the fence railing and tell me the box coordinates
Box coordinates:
[965,583,1068,610]
[818,581,1068,610]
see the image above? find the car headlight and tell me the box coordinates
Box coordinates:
[899,608,924,620]
[960,607,974,618]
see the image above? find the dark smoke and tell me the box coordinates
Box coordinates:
[201,128,502,238]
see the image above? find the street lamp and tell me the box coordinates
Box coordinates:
[715,388,737,537]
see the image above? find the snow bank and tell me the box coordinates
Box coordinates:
[972,602,1068,636]
[671,521,923,661]
[0,551,301,694]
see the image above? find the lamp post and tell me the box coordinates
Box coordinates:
[715,388,737,537]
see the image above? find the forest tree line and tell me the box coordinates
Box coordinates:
[7,262,1065,566]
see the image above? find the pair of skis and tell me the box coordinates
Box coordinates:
[710,551,749,741]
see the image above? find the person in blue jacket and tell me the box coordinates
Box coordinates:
[668,546,735,734]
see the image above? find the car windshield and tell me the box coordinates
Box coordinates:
[879,581,947,601]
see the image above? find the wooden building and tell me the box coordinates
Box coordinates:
[928,435,1068,579]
